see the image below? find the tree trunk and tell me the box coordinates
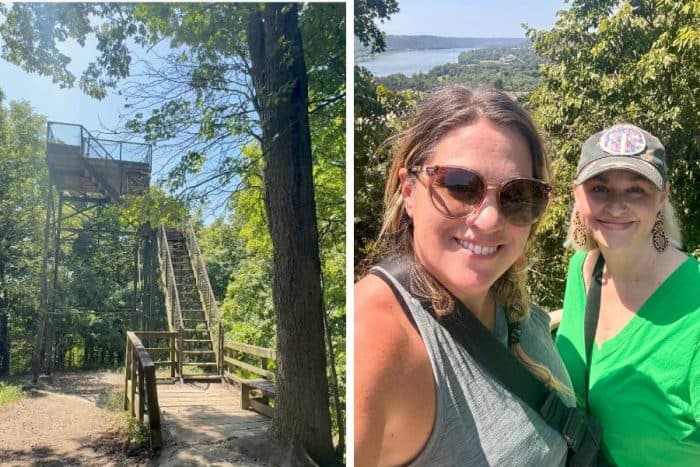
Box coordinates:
[247,4,337,465]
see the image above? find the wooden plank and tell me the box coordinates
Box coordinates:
[144,364,162,449]
[223,372,244,385]
[124,337,131,411]
[224,341,276,359]
[245,379,276,396]
[138,362,145,422]
[223,356,274,379]
[126,331,163,449]
[249,399,274,418]
[130,350,137,418]
[136,331,178,338]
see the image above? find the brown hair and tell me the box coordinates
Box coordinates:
[374,86,568,394]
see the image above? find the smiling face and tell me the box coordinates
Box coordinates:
[399,118,534,304]
[574,169,667,251]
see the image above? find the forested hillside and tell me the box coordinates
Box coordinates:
[379,46,541,93]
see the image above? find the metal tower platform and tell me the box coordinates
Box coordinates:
[46,121,151,203]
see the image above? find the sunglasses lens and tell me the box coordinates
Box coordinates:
[423,166,550,223]
[431,167,484,217]
[500,179,549,225]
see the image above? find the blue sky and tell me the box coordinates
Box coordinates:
[380,0,568,37]
[0,36,153,140]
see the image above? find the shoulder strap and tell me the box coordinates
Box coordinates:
[583,253,605,413]
[371,255,590,451]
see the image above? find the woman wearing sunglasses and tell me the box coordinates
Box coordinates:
[555,124,700,466]
[355,86,575,466]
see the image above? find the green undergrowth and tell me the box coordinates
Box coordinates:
[0,382,24,406]
[100,389,125,412]
[123,415,150,446]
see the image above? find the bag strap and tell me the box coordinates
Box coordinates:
[583,253,605,413]
[371,255,590,451]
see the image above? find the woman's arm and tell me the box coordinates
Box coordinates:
[354,275,435,467]
[549,309,563,332]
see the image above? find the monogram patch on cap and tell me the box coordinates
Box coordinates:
[599,124,647,155]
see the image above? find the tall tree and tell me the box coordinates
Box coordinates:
[246,4,335,462]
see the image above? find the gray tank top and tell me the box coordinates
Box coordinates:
[373,265,576,467]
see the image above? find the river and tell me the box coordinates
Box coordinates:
[355,48,474,77]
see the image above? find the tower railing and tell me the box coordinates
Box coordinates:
[47,121,152,166]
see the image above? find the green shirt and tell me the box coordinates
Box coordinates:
[556,251,700,466]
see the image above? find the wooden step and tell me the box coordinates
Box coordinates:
[182,339,212,344]
[184,350,215,355]
[182,362,218,367]
[182,374,222,381]
[145,347,172,353]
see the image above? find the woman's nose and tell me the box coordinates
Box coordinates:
[467,192,503,231]
[605,191,628,214]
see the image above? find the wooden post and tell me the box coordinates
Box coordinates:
[177,326,184,381]
[124,337,131,411]
[170,333,176,378]
[219,322,224,376]
[130,352,137,418]
[138,360,145,422]
[143,364,162,449]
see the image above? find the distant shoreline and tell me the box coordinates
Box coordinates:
[355,34,527,60]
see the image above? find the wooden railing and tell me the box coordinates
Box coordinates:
[124,331,164,449]
[156,224,184,336]
[222,340,277,417]
[183,221,222,373]
[134,330,182,379]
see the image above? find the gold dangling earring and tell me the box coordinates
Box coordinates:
[573,211,588,247]
[652,211,668,252]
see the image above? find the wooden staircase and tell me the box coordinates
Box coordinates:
[164,228,220,381]
[78,157,121,202]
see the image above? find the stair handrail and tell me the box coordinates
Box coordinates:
[82,129,116,162]
[182,221,221,373]
[72,123,120,201]
[123,331,163,449]
[156,224,185,332]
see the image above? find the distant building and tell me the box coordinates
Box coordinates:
[500,54,517,64]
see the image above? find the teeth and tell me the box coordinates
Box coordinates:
[458,240,497,256]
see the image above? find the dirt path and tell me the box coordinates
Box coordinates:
[0,371,129,466]
[0,371,294,466]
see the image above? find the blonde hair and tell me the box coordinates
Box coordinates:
[565,198,682,251]
[374,86,570,394]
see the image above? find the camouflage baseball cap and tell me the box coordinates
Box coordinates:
[575,123,666,190]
